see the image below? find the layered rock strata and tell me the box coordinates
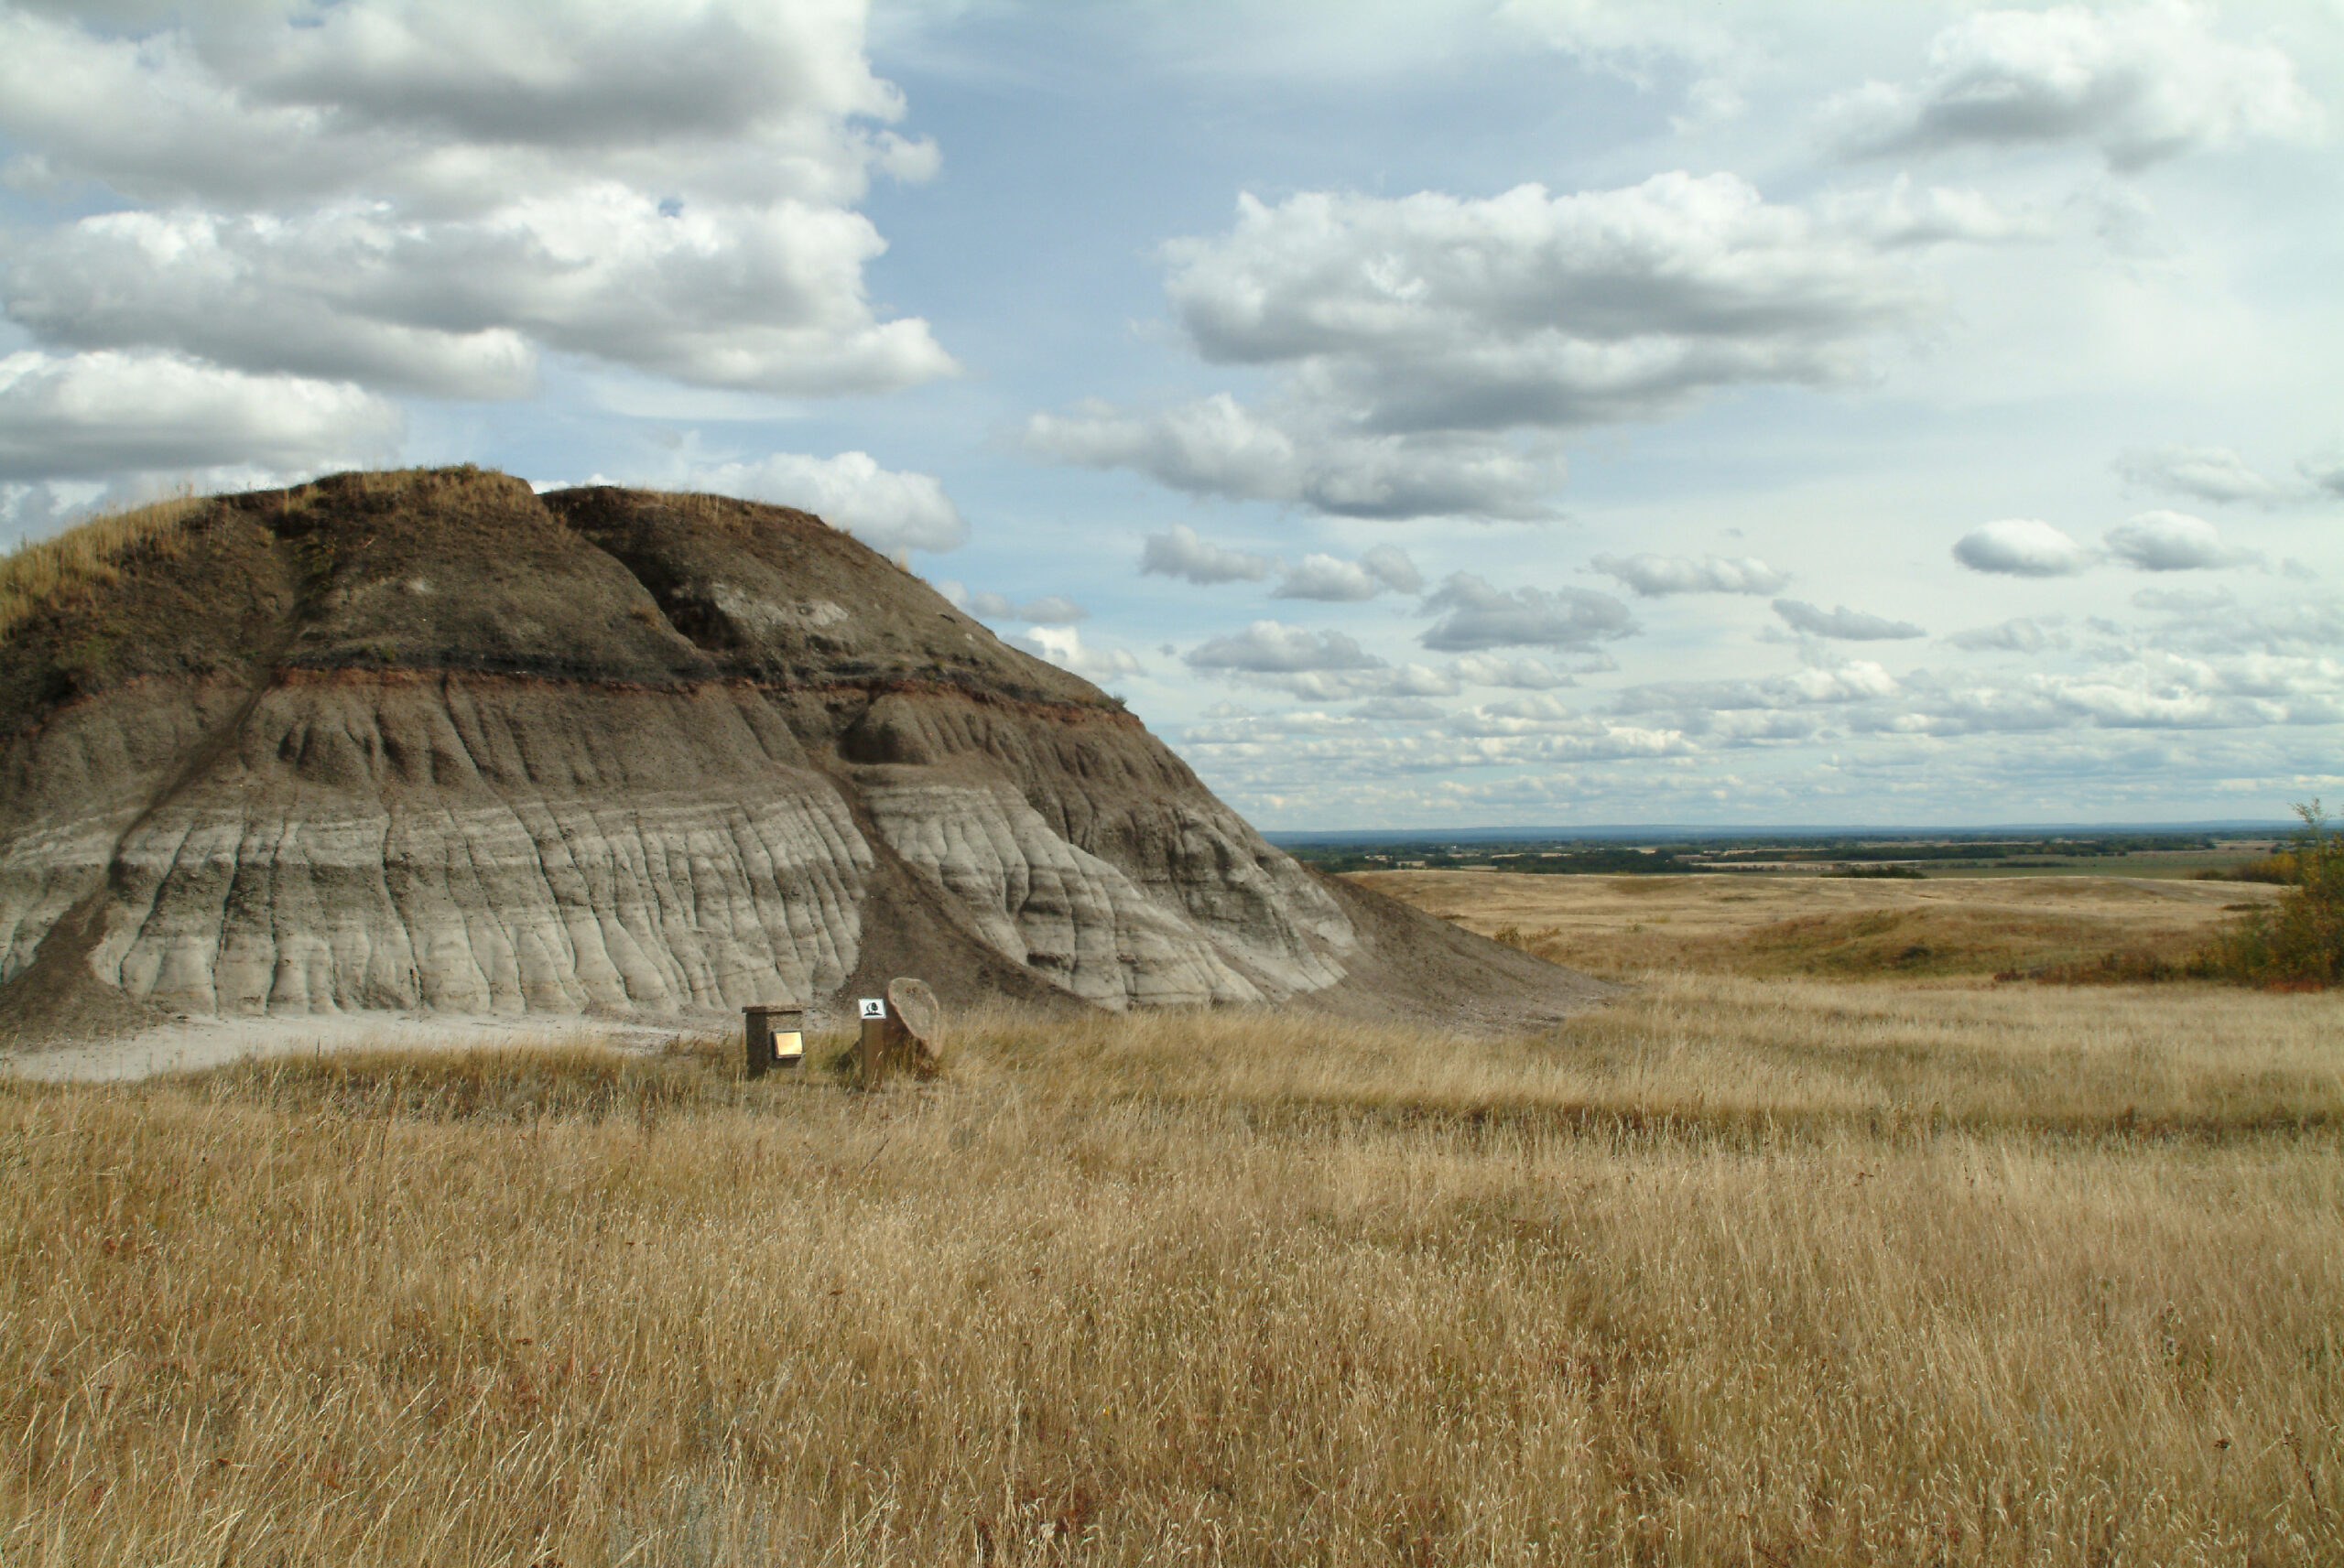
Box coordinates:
[0,468,1601,1032]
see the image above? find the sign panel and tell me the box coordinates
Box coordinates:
[775,1030,804,1060]
[858,998,887,1020]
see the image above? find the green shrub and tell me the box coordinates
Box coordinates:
[2204,802,2341,989]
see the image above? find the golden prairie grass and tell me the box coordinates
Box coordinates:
[0,492,211,640]
[1354,869,2275,982]
[4,979,2340,1565]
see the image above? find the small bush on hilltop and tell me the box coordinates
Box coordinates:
[2204,801,2341,989]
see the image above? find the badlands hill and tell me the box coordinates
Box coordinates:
[0,467,1603,1039]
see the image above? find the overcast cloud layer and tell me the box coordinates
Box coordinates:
[2,0,2339,827]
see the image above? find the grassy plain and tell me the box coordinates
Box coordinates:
[3,875,2339,1565]
[1353,868,2280,982]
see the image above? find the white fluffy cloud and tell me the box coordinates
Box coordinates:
[1771,599,1925,641]
[1031,395,1560,521]
[1187,621,1385,675]
[1588,551,1787,597]
[1273,545,1423,601]
[684,450,966,554]
[2116,445,2282,506]
[942,587,1087,624]
[0,348,401,481]
[1015,625,1144,685]
[1031,170,1946,519]
[1450,654,1574,690]
[1178,706,1694,782]
[1825,4,2325,171]
[0,1,928,207]
[0,1,950,485]
[1948,616,2067,654]
[2102,509,2258,572]
[1182,620,1403,701]
[1419,573,1637,652]
[9,195,950,398]
[1138,522,1276,585]
[1952,518,2097,577]
[1169,174,1931,424]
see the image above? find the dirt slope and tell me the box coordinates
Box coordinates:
[0,469,1605,1040]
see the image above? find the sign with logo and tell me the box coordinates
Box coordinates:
[858,998,887,1020]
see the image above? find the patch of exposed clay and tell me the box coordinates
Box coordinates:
[710,583,849,637]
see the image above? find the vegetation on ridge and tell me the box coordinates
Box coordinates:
[0,491,210,641]
[2202,801,2342,989]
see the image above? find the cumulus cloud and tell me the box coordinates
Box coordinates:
[2117,445,2282,506]
[1273,545,1424,601]
[1360,546,1426,594]
[1889,654,2344,734]
[2131,585,2234,615]
[1031,170,1944,520]
[1187,621,1386,676]
[1612,662,1901,735]
[1771,599,1925,641]
[1588,551,1786,597]
[1177,707,1692,786]
[0,1,930,207]
[1952,518,2096,577]
[1450,654,1574,690]
[1385,662,1462,697]
[9,195,952,399]
[1352,696,1448,723]
[2102,510,2259,572]
[1182,620,1444,703]
[1825,4,2325,171]
[1138,522,1276,585]
[1012,595,1087,626]
[684,450,966,554]
[944,587,1087,624]
[0,349,401,481]
[1168,174,1932,424]
[1818,176,2047,248]
[1948,616,2067,653]
[1031,395,1559,521]
[1418,573,1637,652]
[1592,622,2344,746]
[0,1,950,483]
[1015,625,1144,685]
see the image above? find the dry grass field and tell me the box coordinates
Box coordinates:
[4,940,2340,1564]
[1351,869,2281,982]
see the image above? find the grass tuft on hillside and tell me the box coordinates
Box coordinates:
[0,492,212,640]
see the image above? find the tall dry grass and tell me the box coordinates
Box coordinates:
[0,492,210,639]
[4,980,2339,1564]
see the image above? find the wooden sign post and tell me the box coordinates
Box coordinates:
[743,1005,805,1078]
[856,997,890,1089]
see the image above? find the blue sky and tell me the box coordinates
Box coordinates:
[2,0,2339,827]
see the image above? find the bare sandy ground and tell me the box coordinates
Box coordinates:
[2,1011,704,1084]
